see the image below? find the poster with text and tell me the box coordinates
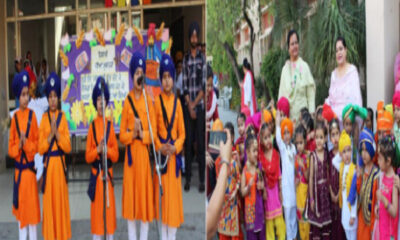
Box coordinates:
[60,26,170,135]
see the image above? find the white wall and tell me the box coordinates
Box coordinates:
[0,2,6,172]
[366,0,400,111]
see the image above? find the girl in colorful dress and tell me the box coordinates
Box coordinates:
[9,71,40,240]
[356,127,379,240]
[216,122,243,240]
[332,131,358,240]
[375,101,394,165]
[39,72,72,240]
[259,123,285,240]
[275,111,297,240]
[305,122,331,240]
[236,113,246,170]
[241,134,265,240]
[327,118,346,240]
[375,136,399,240]
[85,77,119,240]
[294,124,309,240]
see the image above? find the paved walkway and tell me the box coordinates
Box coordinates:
[0,162,205,239]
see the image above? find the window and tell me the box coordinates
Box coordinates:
[7,23,16,102]
[79,15,89,33]
[48,0,75,13]
[132,11,141,28]
[111,11,129,30]
[18,0,45,16]
[79,0,87,9]
[91,0,111,8]
[7,0,15,17]
[20,19,56,76]
[91,12,107,30]
[262,11,273,30]
[5,0,205,110]
[244,27,249,42]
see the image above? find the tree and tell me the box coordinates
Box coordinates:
[207,0,267,85]
[208,0,366,107]
[260,47,288,101]
[302,0,366,105]
[265,0,365,105]
[242,0,261,70]
[207,0,242,92]
[269,0,310,48]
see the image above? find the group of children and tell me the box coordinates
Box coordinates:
[9,52,185,240]
[212,94,400,240]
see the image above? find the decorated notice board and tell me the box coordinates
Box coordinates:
[59,23,171,135]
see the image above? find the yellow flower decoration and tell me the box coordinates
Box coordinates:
[71,100,83,126]
[81,101,88,126]
[105,105,113,120]
[113,100,123,124]
[85,100,97,124]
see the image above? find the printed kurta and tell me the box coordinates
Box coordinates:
[215,157,241,237]
[328,150,346,240]
[356,166,379,240]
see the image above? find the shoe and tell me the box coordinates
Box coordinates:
[184,182,190,192]
[199,183,205,193]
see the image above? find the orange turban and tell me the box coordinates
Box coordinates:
[377,101,393,131]
[281,118,293,137]
[263,109,272,124]
[212,118,224,131]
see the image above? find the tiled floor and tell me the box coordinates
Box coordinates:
[0,161,205,239]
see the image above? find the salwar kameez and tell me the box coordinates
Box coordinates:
[305,151,331,240]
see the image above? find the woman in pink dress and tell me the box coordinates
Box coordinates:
[325,37,362,122]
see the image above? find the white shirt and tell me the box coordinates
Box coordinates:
[206,91,217,121]
[243,71,255,116]
[175,72,183,95]
[276,125,297,207]
[332,154,358,230]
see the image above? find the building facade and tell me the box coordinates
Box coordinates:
[0,0,205,172]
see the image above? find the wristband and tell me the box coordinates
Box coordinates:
[220,158,230,174]
[220,158,230,167]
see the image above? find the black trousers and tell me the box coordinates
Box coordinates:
[183,104,205,184]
